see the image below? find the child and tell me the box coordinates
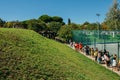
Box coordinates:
[112,58,117,71]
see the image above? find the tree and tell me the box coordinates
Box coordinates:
[58,25,72,41]
[21,21,28,29]
[4,22,13,28]
[101,23,109,30]
[68,18,71,25]
[48,22,62,33]
[87,23,98,30]
[69,23,80,30]
[81,21,90,30]
[104,0,120,30]
[4,20,25,28]
[58,23,80,41]
[25,19,47,32]
[83,21,90,25]
[12,20,25,28]
[0,18,5,27]
[52,16,63,23]
[38,15,52,23]
[42,22,62,38]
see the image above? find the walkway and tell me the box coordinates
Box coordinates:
[67,45,120,76]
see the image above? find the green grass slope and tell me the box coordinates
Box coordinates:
[0,28,120,80]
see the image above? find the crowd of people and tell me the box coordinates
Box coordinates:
[69,42,120,71]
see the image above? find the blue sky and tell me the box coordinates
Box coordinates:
[0,0,119,24]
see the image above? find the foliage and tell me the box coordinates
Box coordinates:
[70,23,80,30]
[58,25,72,40]
[38,14,52,23]
[58,23,81,41]
[68,18,71,25]
[47,22,62,33]
[52,16,63,23]
[101,23,109,30]
[81,22,99,30]
[21,21,28,29]
[4,22,14,28]
[81,21,90,30]
[104,0,120,30]
[0,18,6,27]
[87,23,98,30]
[83,21,90,25]
[0,28,120,80]
[4,21,27,28]
[25,19,47,32]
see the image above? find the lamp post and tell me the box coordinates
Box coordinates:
[103,33,106,51]
[96,13,100,39]
[118,42,119,63]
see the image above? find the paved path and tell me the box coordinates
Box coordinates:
[67,45,120,76]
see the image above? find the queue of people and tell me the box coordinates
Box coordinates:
[69,42,120,72]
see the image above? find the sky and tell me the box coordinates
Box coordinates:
[0,0,119,24]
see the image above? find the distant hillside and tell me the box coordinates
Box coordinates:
[0,28,120,80]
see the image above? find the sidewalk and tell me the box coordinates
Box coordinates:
[68,45,120,76]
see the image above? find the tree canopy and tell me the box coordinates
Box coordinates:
[38,15,52,23]
[52,16,63,23]
[0,18,5,27]
[104,0,120,30]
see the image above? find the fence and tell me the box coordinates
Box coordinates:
[72,30,120,60]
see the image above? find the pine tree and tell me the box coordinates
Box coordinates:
[105,0,120,30]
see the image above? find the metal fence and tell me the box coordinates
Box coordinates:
[72,30,120,60]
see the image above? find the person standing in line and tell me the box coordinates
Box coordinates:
[97,51,102,64]
[104,53,110,67]
[85,45,89,55]
[112,58,117,71]
[79,42,83,52]
[94,48,98,61]
[90,48,94,58]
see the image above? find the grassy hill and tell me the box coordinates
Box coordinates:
[0,28,120,80]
